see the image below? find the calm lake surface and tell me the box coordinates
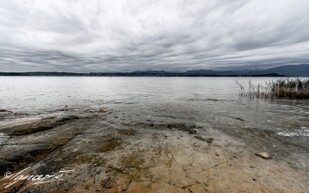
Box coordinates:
[0,77,308,138]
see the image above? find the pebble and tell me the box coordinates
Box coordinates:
[206,138,214,144]
[194,143,200,147]
[255,152,271,159]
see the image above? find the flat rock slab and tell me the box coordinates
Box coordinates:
[0,112,308,193]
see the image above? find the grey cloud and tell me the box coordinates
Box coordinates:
[1,0,309,72]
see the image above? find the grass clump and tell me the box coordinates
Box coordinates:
[237,78,309,99]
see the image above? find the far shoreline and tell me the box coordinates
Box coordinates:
[0,73,286,77]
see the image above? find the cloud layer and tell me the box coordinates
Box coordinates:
[1,0,309,72]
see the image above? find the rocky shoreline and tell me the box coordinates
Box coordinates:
[0,108,308,193]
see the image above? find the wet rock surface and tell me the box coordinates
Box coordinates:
[0,109,308,193]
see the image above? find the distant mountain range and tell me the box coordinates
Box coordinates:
[245,64,309,77]
[0,64,308,77]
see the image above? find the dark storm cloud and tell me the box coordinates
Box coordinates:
[1,0,309,72]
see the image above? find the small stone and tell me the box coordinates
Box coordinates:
[101,177,113,189]
[235,117,245,122]
[206,138,214,144]
[98,107,108,113]
[96,168,101,174]
[194,143,200,147]
[188,129,197,134]
[194,135,207,141]
[255,152,271,159]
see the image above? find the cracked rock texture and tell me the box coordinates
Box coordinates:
[0,109,308,193]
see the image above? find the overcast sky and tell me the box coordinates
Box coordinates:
[1,0,309,72]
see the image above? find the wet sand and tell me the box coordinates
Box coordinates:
[0,108,308,193]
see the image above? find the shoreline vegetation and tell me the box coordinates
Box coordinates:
[237,78,309,99]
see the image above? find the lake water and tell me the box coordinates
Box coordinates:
[0,77,308,138]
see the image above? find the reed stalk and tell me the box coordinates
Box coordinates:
[237,78,309,99]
